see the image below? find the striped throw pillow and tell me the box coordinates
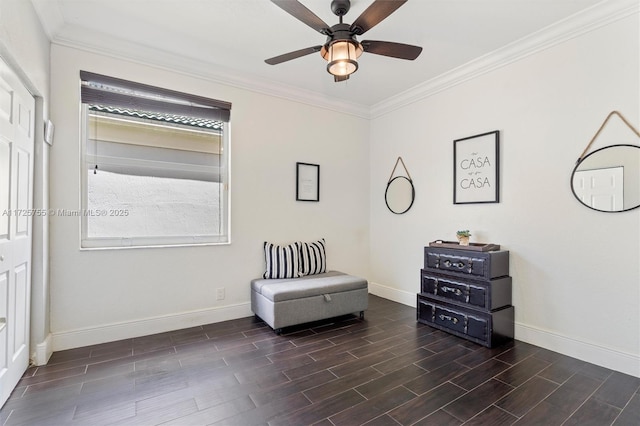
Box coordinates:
[299,239,327,276]
[263,241,301,279]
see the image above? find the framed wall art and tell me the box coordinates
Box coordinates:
[296,162,320,202]
[453,130,500,204]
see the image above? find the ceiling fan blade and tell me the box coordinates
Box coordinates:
[271,0,331,34]
[265,46,322,65]
[350,0,407,35]
[362,40,422,60]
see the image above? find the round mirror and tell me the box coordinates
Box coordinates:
[385,176,415,214]
[571,144,640,212]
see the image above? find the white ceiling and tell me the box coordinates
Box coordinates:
[31,0,615,114]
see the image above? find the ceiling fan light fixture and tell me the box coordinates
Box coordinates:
[324,39,363,77]
[265,0,422,82]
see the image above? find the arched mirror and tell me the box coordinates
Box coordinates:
[571,144,640,212]
[385,176,415,214]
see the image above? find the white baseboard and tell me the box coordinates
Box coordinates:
[369,281,417,307]
[51,302,253,352]
[32,333,53,366]
[515,322,640,378]
[369,282,639,378]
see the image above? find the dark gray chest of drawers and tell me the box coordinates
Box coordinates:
[417,246,514,348]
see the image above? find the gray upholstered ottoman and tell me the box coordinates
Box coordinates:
[251,271,368,334]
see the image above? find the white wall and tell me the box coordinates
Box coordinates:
[0,0,49,92]
[369,13,639,376]
[49,45,370,349]
[0,0,51,365]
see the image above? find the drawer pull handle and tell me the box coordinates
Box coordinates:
[443,260,465,269]
[441,286,462,296]
[439,314,458,324]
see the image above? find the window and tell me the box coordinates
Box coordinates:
[80,71,231,248]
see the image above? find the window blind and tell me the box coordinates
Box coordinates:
[80,71,231,122]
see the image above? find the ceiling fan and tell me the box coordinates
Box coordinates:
[265,0,422,82]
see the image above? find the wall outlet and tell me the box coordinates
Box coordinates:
[216,287,225,301]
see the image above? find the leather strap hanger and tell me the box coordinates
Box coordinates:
[388,156,412,183]
[578,110,640,163]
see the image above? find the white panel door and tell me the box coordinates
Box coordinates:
[0,57,34,408]
[572,166,624,211]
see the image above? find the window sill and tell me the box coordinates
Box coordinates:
[80,240,231,251]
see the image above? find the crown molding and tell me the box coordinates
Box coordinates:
[370,0,639,119]
[50,28,371,119]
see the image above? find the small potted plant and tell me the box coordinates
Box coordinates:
[456,230,471,246]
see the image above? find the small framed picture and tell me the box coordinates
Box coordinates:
[454,130,500,204]
[296,162,320,202]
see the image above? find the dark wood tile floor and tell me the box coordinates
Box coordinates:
[1,295,639,425]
